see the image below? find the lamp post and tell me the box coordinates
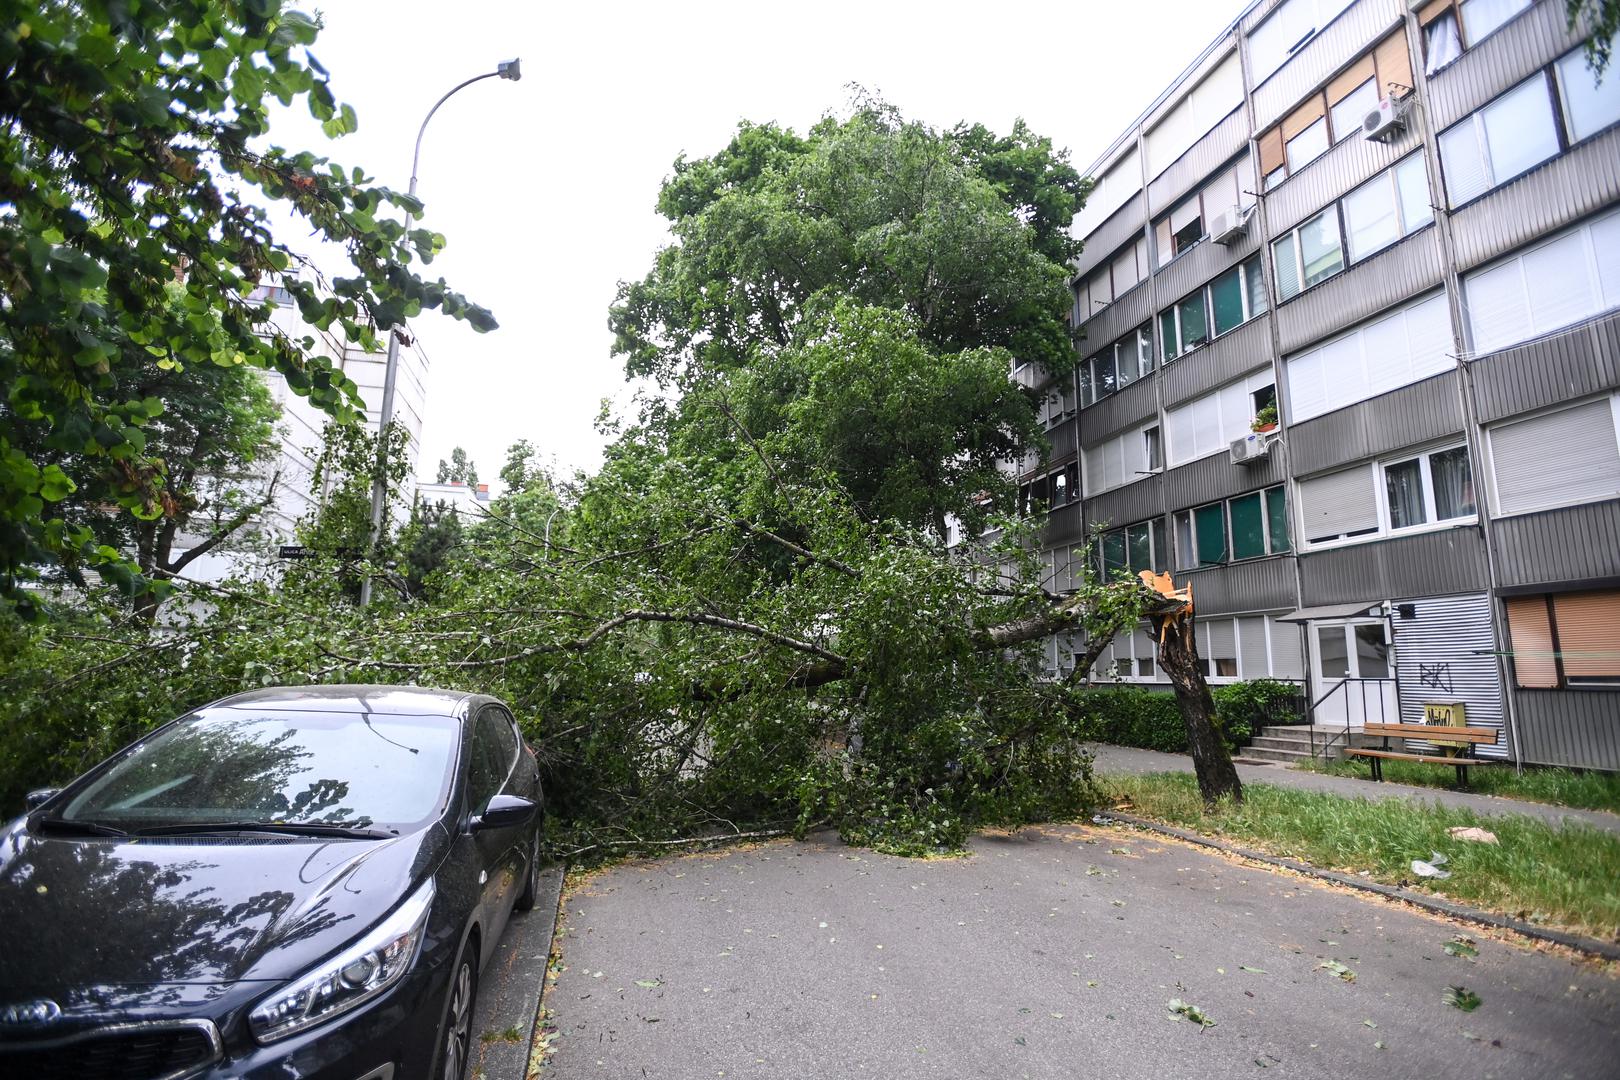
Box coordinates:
[359,59,520,608]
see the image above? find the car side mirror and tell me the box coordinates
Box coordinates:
[468,794,536,833]
[24,789,59,811]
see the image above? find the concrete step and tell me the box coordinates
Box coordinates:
[1258,724,1365,739]
[1237,745,1319,765]
[1248,734,1321,752]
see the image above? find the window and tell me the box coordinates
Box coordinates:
[1037,382,1074,429]
[1249,0,1358,84]
[1079,326,1155,407]
[1165,370,1275,466]
[1439,72,1560,206]
[1097,519,1164,579]
[1152,159,1255,267]
[1271,208,1342,301]
[1556,45,1620,142]
[1094,624,1163,683]
[1459,0,1531,43]
[1506,591,1620,689]
[1257,29,1415,186]
[1019,461,1081,515]
[1423,11,1462,76]
[1174,486,1289,569]
[1144,426,1163,472]
[1464,206,1620,354]
[1330,78,1379,143]
[1083,422,1159,495]
[1486,395,1620,516]
[1341,155,1433,263]
[1420,0,1532,76]
[1160,258,1267,361]
[1297,442,1476,548]
[1285,291,1452,424]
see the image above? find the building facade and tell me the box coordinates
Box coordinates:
[1027,0,1619,769]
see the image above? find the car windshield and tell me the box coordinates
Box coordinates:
[56,709,459,834]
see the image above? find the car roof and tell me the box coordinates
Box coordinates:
[203,684,485,718]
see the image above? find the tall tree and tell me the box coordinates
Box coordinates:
[435,446,479,487]
[0,0,494,614]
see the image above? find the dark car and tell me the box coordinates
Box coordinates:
[0,685,544,1080]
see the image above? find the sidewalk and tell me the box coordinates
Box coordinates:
[1087,743,1620,836]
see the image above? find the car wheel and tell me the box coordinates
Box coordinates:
[514,829,541,912]
[438,946,478,1080]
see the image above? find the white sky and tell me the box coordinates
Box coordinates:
[274,0,1250,484]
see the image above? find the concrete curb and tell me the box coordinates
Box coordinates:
[470,863,567,1080]
[1095,810,1620,963]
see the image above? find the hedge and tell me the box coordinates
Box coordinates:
[1078,679,1304,755]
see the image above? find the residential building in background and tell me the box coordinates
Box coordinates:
[413,479,494,519]
[172,279,432,581]
[1021,0,1619,769]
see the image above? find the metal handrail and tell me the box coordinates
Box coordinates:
[1306,677,1397,761]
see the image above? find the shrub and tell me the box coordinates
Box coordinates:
[1078,679,1304,755]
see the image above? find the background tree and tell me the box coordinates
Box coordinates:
[435,446,480,487]
[398,498,464,599]
[1568,1,1619,78]
[0,0,494,614]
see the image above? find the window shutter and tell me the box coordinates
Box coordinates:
[1281,95,1327,142]
[1417,0,1453,25]
[1170,199,1200,237]
[1270,617,1305,679]
[1505,597,1559,687]
[1596,208,1620,307]
[1552,591,1620,678]
[1207,618,1236,662]
[1238,616,1270,678]
[1490,399,1620,515]
[1464,256,1528,354]
[1327,56,1377,107]
[1439,122,1489,206]
[1299,465,1378,541]
[1372,29,1413,97]
[1259,126,1285,178]
[1522,229,1596,339]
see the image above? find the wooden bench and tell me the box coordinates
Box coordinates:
[1343,722,1501,787]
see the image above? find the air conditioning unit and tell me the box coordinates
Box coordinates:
[1362,96,1410,143]
[1210,207,1249,246]
[1229,433,1273,465]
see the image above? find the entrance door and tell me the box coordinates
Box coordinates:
[1310,619,1397,728]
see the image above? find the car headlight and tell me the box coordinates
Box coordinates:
[248,879,435,1044]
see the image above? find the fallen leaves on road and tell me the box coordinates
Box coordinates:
[1443,936,1479,960]
[1167,998,1216,1029]
[1317,960,1356,982]
[1444,986,1483,1012]
[635,979,661,988]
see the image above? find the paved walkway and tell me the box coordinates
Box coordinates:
[546,827,1619,1079]
[1088,744,1620,835]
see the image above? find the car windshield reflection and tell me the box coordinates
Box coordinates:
[55,710,458,834]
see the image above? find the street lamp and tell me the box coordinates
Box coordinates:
[359,59,520,608]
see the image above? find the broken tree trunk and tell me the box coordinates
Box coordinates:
[1141,573,1242,807]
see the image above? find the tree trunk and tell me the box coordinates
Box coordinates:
[1150,609,1242,807]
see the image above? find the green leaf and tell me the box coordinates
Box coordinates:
[39,467,76,502]
[634,979,661,988]
[1443,986,1482,1012]
[1443,937,1478,959]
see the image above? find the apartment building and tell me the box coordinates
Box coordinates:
[1024,0,1620,769]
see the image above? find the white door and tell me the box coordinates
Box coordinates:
[1310,619,1397,728]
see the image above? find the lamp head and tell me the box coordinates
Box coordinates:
[498,58,521,81]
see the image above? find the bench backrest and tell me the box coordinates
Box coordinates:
[1363,722,1498,744]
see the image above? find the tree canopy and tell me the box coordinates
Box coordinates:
[0,0,494,614]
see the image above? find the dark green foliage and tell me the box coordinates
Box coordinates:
[1079,680,1302,755]
[435,447,479,488]
[1567,1,1619,79]
[399,499,464,598]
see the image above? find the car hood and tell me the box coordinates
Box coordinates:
[0,816,447,993]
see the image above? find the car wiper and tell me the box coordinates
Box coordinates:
[131,821,393,840]
[32,816,129,837]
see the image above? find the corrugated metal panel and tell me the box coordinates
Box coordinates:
[1271,617,1306,678]
[1275,230,1446,353]
[1391,592,1508,759]
[1264,122,1422,238]
[1449,131,1620,272]
[1047,418,1079,461]
[1155,230,1263,315]
[1511,688,1620,770]
[1161,317,1275,408]
[1083,475,1166,530]
[1164,444,1288,509]
[1287,372,1463,475]
[1299,526,1489,603]
[1424,0,1585,130]
[1073,193,1147,281]
[1040,499,1089,550]
[1146,109,1251,218]
[1074,277,1156,357]
[1078,376,1160,445]
[1183,557,1299,614]
[1251,0,1402,131]
[1492,499,1620,588]
[1468,315,1619,423]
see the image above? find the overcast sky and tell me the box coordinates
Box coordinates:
[274,0,1250,485]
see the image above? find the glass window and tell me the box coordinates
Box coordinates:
[1482,74,1560,187]
[1116,343,1139,389]
[1194,503,1226,565]
[1079,362,1096,407]
[1425,12,1462,76]
[1558,46,1620,142]
[1159,309,1180,362]
[1316,625,1350,680]
[1102,530,1127,577]
[1096,349,1119,397]
[1127,523,1153,573]
[1430,446,1475,519]
[1384,457,1428,530]
[1331,78,1380,142]
[1170,198,1203,255]
[1144,426,1163,471]
[1298,209,1344,287]
[1211,266,1246,335]
[1264,166,1287,191]
[1286,117,1329,173]
[1439,120,1490,206]
[1173,512,1197,570]
[1354,623,1391,678]
[1394,155,1434,235]
[1266,486,1291,552]
[1245,258,1269,318]
[1460,0,1531,43]
[1178,293,1209,349]
[1273,234,1302,300]
[1135,328,1156,381]
[1228,492,1266,560]
[1342,172,1400,263]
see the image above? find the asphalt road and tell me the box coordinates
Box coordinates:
[546,826,1618,1079]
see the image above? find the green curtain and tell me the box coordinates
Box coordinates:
[1229,493,1265,559]
[1194,503,1226,565]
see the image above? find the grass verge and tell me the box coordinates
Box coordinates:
[1104,772,1620,943]
[1294,756,1620,814]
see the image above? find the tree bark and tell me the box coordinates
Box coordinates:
[1149,608,1243,807]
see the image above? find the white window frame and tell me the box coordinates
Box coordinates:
[1165,370,1275,468]
[1555,42,1620,143]
[1462,204,1620,355]
[1285,115,1330,173]
[1330,77,1379,144]
[1097,518,1163,581]
[1482,394,1620,517]
[1161,258,1267,361]
[1438,70,1560,208]
[1272,206,1344,301]
[1174,485,1289,570]
[1083,420,1160,496]
[1297,440,1478,551]
[1081,326,1154,408]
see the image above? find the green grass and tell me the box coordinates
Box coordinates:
[1295,756,1620,814]
[1104,772,1620,942]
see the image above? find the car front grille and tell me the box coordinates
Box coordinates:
[0,1018,223,1080]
